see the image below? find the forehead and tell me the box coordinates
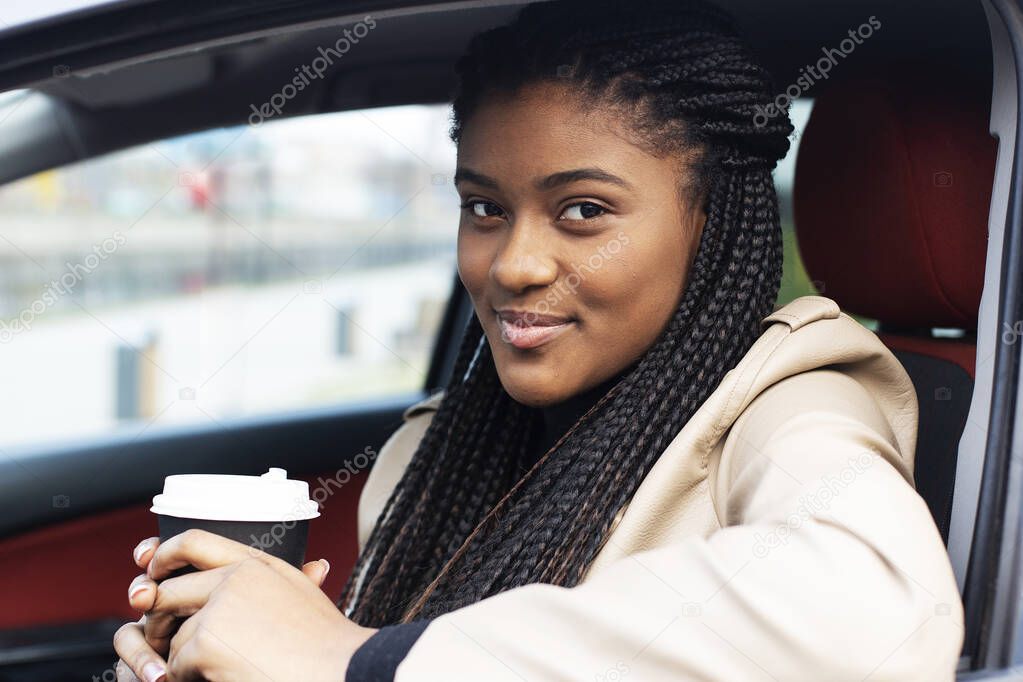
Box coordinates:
[456,81,674,182]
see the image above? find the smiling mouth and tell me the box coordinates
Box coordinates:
[496,310,575,350]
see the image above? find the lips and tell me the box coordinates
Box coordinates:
[495,309,575,350]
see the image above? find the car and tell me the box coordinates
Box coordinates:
[0,0,1018,680]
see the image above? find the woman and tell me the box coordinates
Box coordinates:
[114,0,964,679]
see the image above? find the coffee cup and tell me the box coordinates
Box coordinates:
[150,467,319,569]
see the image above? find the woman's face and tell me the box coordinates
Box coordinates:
[455,81,705,407]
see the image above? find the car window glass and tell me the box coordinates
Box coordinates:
[0,104,457,450]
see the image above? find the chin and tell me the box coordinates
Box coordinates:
[493,363,572,407]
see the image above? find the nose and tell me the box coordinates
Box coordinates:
[489,217,558,294]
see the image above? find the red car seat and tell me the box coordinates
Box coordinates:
[793,66,997,543]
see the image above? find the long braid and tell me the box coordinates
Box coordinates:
[340,0,793,626]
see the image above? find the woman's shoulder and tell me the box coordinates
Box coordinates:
[705,294,921,516]
[706,294,918,459]
[401,391,445,419]
[593,296,923,573]
[356,391,445,551]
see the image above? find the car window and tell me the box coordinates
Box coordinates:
[776,99,816,306]
[0,104,457,450]
[772,99,827,304]
[0,99,837,452]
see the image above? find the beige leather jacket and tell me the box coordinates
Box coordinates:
[356,295,964,681]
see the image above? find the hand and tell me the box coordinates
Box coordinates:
[114,535,335,682]
[123,537,331,664]
[114,532,373,681]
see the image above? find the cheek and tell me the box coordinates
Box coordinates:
[580,229,689,343]
[456,227,493,299]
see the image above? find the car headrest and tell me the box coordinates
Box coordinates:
[793,69,996,330]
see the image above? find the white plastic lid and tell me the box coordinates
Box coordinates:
[151,468,320,522]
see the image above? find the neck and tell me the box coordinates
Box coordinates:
[535,370,627,455]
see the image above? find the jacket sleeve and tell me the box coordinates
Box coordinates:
[391,369,965,681]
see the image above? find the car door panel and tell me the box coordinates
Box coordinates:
[0,399,410,680]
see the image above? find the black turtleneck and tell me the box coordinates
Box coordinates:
[347,369,630,682]
[522,369,628,472]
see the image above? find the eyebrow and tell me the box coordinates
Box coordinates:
[453,166,633,192]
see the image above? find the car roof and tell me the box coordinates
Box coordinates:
[0,0,139,34]
[0,0,993,185]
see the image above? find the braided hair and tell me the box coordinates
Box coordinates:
[340,0,794,626]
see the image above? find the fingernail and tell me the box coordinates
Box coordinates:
[133,539,154,564]
[320,558,330,576]
[142,661,166,682]
[128,582,149,602]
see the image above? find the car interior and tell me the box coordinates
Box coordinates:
[0,0,1019,680]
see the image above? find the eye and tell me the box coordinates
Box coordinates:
[461,199,505,219]
[560,201,607,221]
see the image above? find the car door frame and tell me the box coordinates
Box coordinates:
[957,0,1023,678]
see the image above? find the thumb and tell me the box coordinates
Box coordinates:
[301,558,330,587]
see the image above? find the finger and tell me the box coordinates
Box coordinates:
[301,559,330,587]
[167,619,206,682]
[128,574,157,612]
[132,537,161,569]
[168,618,240,682]
[113,618,168,682]
[144,566,230,655]
[168,611,199,664]
[147,529,280,580]
[115,658,142,681]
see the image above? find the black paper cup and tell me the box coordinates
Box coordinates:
[151,468,319,576]
[157,516,311,568]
